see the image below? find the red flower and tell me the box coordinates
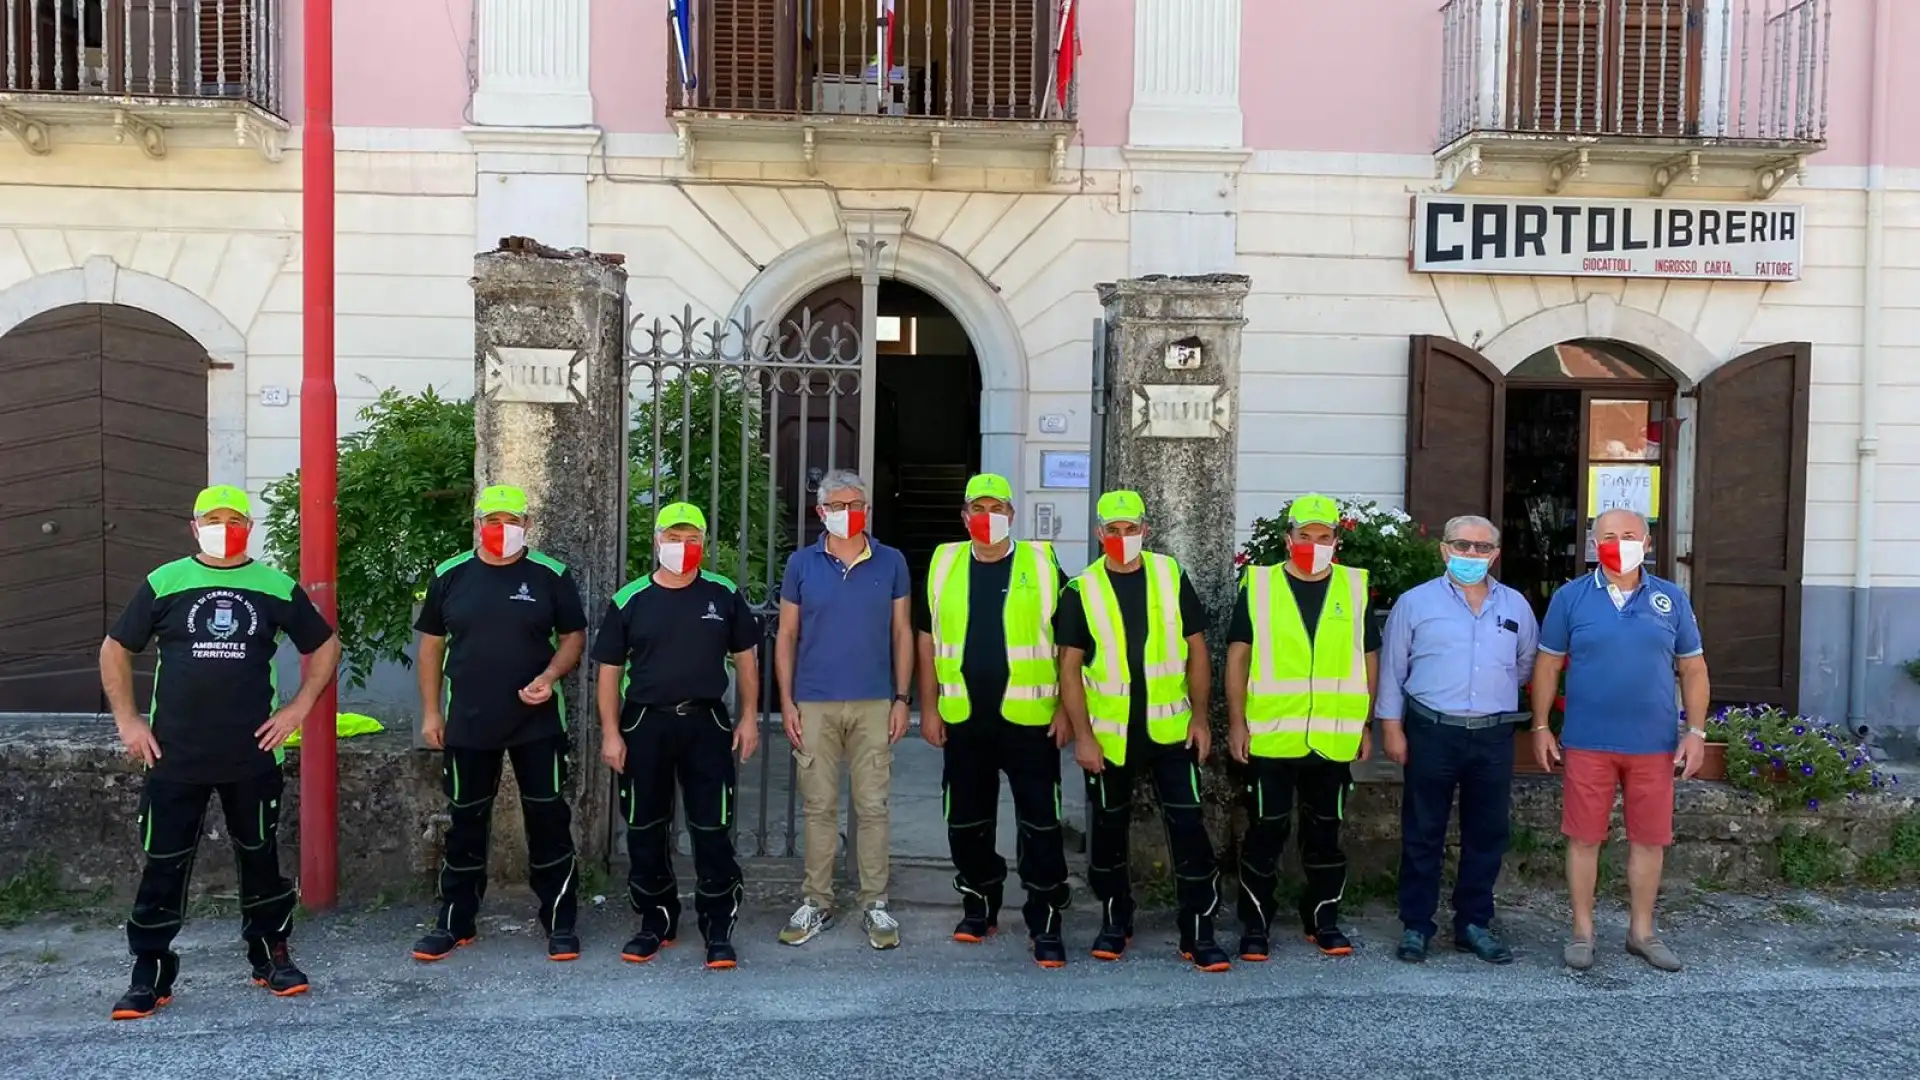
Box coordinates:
[1340,519,1357,531]
[1417,523,1428,537]
[1233,551,1251,567]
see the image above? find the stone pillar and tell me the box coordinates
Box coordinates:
[473,242,630,875]
[1123,0,1248,275]
[472,0,593,127]
[1096,275,1251,868]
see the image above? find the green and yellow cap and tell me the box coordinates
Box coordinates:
[1096,490,1146,525]
[474,485,529,517]
[193,484,252,519]
[964,473,1014,503]
[1287,493,1341,528]
[656,502,707,532]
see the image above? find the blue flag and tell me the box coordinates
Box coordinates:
[670,0,696,91]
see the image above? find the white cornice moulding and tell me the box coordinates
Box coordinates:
[1121,145,1253,173]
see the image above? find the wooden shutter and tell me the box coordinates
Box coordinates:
[1513,0,1702,135]
[958,0,1047,119]
[198,0,254,97]
[1405,336,1506,535]
[1690,342,1810,711]
[1614,0,1704,136]
[700,0,798,112]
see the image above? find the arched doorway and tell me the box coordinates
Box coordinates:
[777,279,982,590]
[0,304,209,712]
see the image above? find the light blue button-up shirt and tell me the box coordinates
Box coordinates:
[1375,575,1540,721]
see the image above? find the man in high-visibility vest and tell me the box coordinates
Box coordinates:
[913,473,1074,968]
[1226,493,1380,960]
[1057,490,1228,971]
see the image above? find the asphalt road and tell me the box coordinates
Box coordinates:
[4,890,1917,1080]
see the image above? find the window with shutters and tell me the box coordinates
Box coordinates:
[2,0,285,160]
[1511,0,1705,137]
[680,0,1068,122]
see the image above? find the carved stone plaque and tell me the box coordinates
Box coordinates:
[1130,384,1233,439]
[483,346,584,404]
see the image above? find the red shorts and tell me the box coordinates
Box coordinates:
[1561,749,1676,847]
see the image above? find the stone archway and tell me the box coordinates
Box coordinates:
[1480,293,1717,385]
[728,229,1030,485]
[0,256,249,487]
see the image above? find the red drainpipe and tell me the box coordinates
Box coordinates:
[298,0,339,910]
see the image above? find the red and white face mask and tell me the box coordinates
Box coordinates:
[1596,538,1645,574]
[196,521,250,559]
[478,522,526,559]
[1289,541,1336,575]
[1101,534,1143,564]
[657,539,703,575]
[823,508,867,539]
[966,512,1010,546]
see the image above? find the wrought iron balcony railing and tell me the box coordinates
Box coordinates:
[1439,0,1829,147]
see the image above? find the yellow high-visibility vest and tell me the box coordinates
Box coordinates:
[1242,563,1372,761]
[927,540,1060,725]
[1074,551,1191,767]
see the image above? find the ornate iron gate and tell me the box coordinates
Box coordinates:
[620,300,870,862]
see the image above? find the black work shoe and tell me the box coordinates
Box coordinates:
[952,886,1000,943]
[1031,933,1068,969]
[410,928,474,962]
[1182,937,1232,972]
[110,952,179,1020]
[704,938,739,970]
[547,929,582,962]
[1090,921,1132,961]
[1397,929,1431,963]
[1307,927,1355,957]
[253,940,310,996]
[1238,931,1271,962]
[621,930,666,964]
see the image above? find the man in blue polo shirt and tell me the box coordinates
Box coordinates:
[774,469,914,950]
[1529,508,1711,974]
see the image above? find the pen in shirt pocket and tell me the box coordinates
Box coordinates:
[1499,618,1519,634]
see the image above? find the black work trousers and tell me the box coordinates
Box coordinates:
[1237,753,1354,935]
[434,733,579,937]
[1086,742,1221,926]
[1397,715,1514,939]
[941,715,1069,936]
[617,701,742,942]
[128,768,296,956]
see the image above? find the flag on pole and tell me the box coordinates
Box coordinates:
[670,0,696,92]
[1054,0,1078,111]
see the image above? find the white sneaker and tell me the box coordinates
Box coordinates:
[863,901,901,950]
[779,901,832,946]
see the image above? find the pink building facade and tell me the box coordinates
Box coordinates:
[0,0,1913,733]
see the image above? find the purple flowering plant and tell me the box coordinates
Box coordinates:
[1711,705,1889,811]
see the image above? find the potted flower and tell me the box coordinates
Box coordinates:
[1716,705,1894,810]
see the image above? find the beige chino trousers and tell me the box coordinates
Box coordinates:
[794,699,893,909]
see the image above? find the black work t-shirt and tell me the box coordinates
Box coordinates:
[591,571,761,707]
[910,548,1069,719]
[109,557,335,784]
[414,550,588,749]
[1054,564,1210,744]
[1229,571,1383,652]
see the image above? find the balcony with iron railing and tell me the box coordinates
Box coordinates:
[1437,0,1829,198]
[1,0,285,160]
[667,0,1076,182]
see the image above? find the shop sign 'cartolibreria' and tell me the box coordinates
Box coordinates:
[1410,194,1803,281]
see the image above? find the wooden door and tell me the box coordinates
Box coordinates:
[699,0,799,111]
[0,307,107,712]
[773,281,862,550]
[957,0,1047,119]
[1405,335,1506,537]
[1512,0,1703,136]
[1690,342,1810,710]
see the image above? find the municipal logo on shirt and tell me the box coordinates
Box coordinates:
[510,583,535,603]
[184,590,260,660]
[1650,592,1674,615]
[702,601,724,621]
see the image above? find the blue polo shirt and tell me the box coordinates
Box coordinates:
[1539,570,1704,755]
[780,536,910,702]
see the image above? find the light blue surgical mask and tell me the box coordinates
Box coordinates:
[1447,555,1492,585]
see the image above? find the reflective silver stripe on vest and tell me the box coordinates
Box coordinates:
[1246,677,1373,697]
[1090,717,1127,737]
[1003,685,1055,701]
[1086,679,1127,697]
[1030,542,1059,629]
[1146,699,1192,721]
[936,645,964,660]
[939,682,966,698]
[1008,646,1054,661]
[1083,574,1126,688]
[1246,717,1368,735]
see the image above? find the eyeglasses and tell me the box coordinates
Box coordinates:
[822,500,867,513]
[1446,539,1498,555]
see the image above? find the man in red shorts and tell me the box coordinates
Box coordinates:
[1528,508,1710,973]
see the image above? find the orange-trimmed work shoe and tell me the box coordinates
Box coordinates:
[109,952,178,1021]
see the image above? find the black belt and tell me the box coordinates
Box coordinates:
[636,699,724,715]
[1405,698,1526,731]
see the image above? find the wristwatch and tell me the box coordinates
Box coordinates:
[894,693,910,705]
[1683,727,1707,740]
